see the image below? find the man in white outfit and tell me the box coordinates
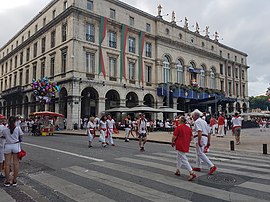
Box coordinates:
[106,115,115,146]
[192,109,217,175]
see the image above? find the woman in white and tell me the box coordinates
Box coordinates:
[86,117,95,148]
[99,115,107,147]
[2,116,23,187]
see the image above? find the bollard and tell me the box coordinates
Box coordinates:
[263,144,267,154]
[230,140,235,151]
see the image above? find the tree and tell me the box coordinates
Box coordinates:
[249,96,270,110]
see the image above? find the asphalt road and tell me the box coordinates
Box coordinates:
[1,134,270,202]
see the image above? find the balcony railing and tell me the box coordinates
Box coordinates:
[157,83,225,100]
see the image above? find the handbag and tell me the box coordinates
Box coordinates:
[18,149,26,160]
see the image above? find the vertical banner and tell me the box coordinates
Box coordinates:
[138,31,145,85]
[98,16,107,79]
[120,24,128,82]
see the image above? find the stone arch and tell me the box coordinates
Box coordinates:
[189,60,197,68]
[30,94,36,113]
[235,102,241,113]
[242,103,247,113]
[143,93,155,107]
[176,57,185,66]
[105,89,120,110]
[81,87,99,117]
[59,87,68,117]
[229,102,234,113]
[126,92,139,108]
[3,101,7,116]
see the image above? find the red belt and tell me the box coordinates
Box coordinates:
[193,134,208,138]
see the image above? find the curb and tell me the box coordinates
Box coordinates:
[54,131,172,145]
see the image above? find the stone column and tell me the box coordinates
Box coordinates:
[66,96,81,130]
[98,97,106,115]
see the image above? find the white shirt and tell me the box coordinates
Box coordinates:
[232,116,243,127]
[2,126,23,144]
[87,121,95,129]
[194,118,210,136]
[107,119,115,129]
[138,118,147,134]
[100,120,107,129]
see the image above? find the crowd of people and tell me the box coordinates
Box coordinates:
[0,109,246,187]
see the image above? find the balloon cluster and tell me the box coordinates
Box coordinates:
[31,77,60,103]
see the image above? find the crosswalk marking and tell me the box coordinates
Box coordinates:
[155,152,270,169]
[169,150,270,164]
[118,156,270,181]
[23,142,104,162]
[63,166,190,202]
[238,181,270,193]
[90,161,269,202]
[0,189,15,202]
[29,172,115,202]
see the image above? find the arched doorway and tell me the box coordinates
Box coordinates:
[3,101,7,116]
[16,96,23,115]
[105,90,120,110]
[163,96,173,108]
[81,87,99,117]
[236,102,241,113]
[242,103,247,113]
[229,103,234,113]
[59,87,68,118]
[30,94,36,113]
[126,92,139,108]
[143,94,154,107]
[177,98,185,111]
[24,96,29,118]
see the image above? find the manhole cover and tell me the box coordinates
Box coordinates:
[207,174,237,185]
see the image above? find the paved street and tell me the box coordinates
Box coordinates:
[1,129,270,202]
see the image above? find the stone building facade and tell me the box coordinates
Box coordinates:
[0,0,249,129]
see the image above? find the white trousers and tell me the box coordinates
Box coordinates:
[176,151,192,172]
[125,128,130,138]
[217,125,224,136]
[100,130,106,143]
[106,128,114,144]
[212,124,217,134]
[88,132,94,142]
[195,137,214,168]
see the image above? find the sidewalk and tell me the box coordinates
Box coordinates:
[55,128,270,154]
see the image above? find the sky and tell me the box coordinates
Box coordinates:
[0,0,269,97]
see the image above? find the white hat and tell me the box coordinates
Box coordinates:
[191,109,203,117]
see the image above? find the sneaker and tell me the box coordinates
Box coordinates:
[208,166,217,175]
[140,147,145,152]
[192,167,201,172]
[88,145,92,148]
[125,139,129,142]
[112,144,115,146]
[4,182,10,187]
[12,181,17,187]
[102,144,107,148]
[188,173,197,181]
[106,142,109,145]
[174,171,180,176]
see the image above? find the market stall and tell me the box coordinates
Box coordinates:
[32,111,64,136]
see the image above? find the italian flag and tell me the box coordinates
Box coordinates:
[120,24,128,82]
[138,31,145,85]
[98,16,107,79]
